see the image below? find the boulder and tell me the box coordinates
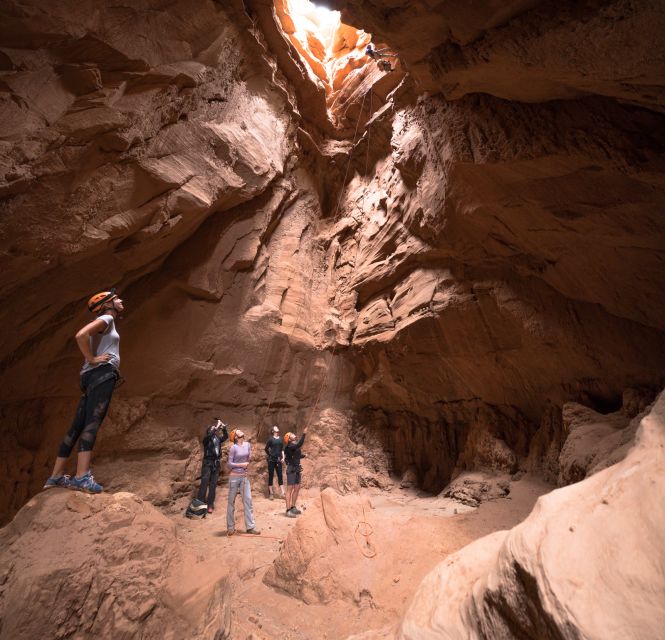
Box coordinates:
[0,490,232,640]
[372,389,665,640]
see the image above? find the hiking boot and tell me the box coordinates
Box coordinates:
[286,508,298,518]
[207,506,214,514]
[69,471,103,494]
[43,475,71,490]
[227,530,235,537]
[269,493,274,501]
[246,528,261,535]
[291,506,302,515]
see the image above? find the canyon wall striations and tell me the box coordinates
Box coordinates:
[1,0,665,637]
[0,0,663,541]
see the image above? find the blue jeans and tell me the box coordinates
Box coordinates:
[227,476,256,531]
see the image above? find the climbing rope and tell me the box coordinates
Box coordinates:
[256,85,374,439]
[255,270,312,442]
[354,505,377,558]
[331,88,368,219]
[302,87,375,434]
[362,89,373,209]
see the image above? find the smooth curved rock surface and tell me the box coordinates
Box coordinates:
[362,389,665,640]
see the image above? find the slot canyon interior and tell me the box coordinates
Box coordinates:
[0,0,664,638]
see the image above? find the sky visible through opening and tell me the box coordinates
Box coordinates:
[288,0,341,59]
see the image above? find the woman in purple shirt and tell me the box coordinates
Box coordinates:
[226,430,260,536]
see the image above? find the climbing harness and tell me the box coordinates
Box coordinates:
[81,369,121,397]
[365,44,398,72]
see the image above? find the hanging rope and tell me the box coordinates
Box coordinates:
[255,271,311,442]
[303,88,376,434]
[331,88,368,219]
[354,505,377,558]
[256,87,374,439]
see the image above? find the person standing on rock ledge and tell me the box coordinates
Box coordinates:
[197,418,229,513]
[284,426,308,518]
[264,425,286,500]
[226,430,261,536]
[43,289,124,494]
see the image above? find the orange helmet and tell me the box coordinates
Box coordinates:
[87,288,117,313]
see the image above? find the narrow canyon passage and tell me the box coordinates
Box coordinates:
[0,0,664,638]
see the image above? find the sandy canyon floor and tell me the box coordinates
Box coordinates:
[169,475,551,639]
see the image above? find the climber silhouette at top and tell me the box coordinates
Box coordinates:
[365,43,398,72]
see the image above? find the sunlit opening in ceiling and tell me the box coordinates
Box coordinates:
[288,0,341,57]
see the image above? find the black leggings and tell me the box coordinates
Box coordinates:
[267,459,283,486]
[197,460,220,507]
[57,365,117,457]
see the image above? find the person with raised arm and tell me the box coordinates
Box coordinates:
[197,418,229,513]
[284,426,308,518]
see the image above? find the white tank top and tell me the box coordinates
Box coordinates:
[80,314,120,374]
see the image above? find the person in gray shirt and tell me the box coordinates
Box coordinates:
[43,288,124,494]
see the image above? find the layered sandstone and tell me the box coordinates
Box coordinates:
[0,0,346,521]
[0,5,664,638]
[354,389,665,640]
[0,0,663,523]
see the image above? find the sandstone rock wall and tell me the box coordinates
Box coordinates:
[332,0,665,110]
[357,388,665,640]
[322,0,665,490]
[0,0,355,521]
[1,0,665,525]
[317,90,665,488]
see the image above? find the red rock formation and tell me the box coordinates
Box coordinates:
[0,491,232,639]
[0,0,333,520]
[355,389,665,640]
[1,0,665,637]
[0,0,663,607]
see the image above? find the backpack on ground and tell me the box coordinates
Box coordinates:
[185,498,207,519]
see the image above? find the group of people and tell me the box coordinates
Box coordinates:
[195,420,308,535]
[39,41,397,495]
[42,288,309,537]
[39,40,399,498]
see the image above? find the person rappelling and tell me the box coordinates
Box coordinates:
[43,289,124,493]
[365,43,398,72]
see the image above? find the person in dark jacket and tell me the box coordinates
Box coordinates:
[197,418,228,513]
[284,425,308,517]
[264,425,285,500]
